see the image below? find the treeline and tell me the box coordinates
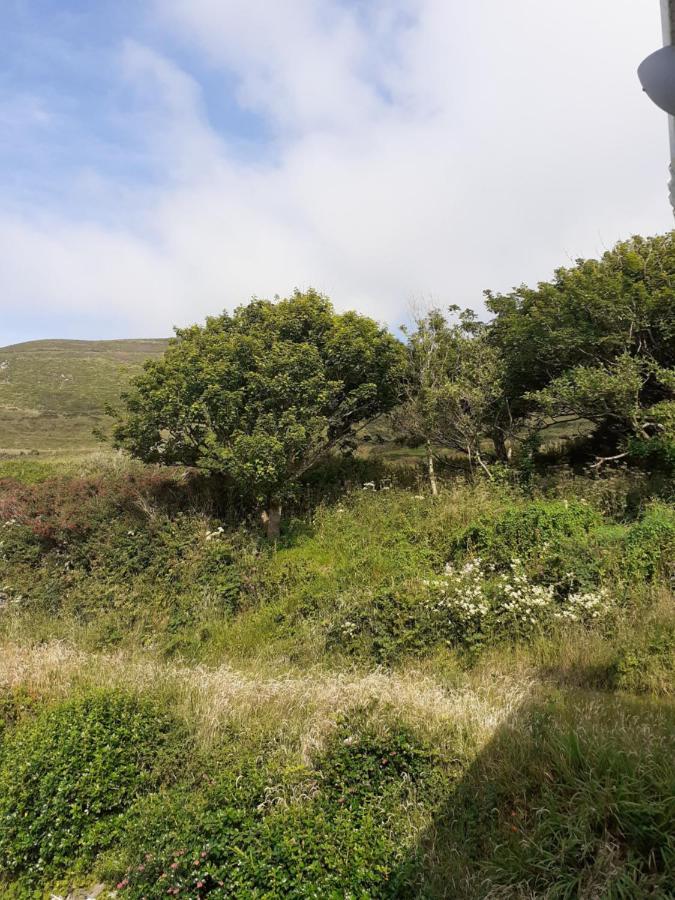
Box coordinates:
[112,233,675,534]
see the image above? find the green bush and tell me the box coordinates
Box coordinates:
[611,618,675,695]
[112,713,439,898]
[621,502,675,580]
[0,691,186,884]
[629,434,675,474]
[452,499,600,568]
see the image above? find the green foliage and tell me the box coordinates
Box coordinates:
[111,713,439,899]
[0,504,252,656]
[113,291,407,519]
[0,463,673,897]
[622,502,675,580]
[529,354,675,453]
[0,691,186,883]
[628,400,675,472]
[3,477,672,666]
[452,499,600,568]
[487,233,675,408]
[0,687,40,755]
[397,308,508,474]
[610,617,675,695]
[629,434,675,472]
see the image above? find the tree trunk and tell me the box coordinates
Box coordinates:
[426,441,439,497]
[261,501,282,540]
[492,430,511,464]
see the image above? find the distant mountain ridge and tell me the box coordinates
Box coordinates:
[0,338,169,453]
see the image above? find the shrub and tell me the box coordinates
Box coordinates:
[628,434,675,474]
[328,559,616,662]
[111,713,438,899]
[621,502,675,581]
[0,469,218,550]
[452,500,600,568]
[610,618,675,695]
[0,691,186,883]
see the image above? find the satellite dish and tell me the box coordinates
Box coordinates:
[638,45,675,116]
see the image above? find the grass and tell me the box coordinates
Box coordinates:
[0,339,168,452]
[0,632,672,897]
[0,462,673,896]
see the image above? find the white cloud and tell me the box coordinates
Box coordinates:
[0,0,673,340]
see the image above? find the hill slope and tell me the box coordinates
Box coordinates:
[0,339,168,453]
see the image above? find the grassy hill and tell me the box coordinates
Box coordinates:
[0,339,168,453]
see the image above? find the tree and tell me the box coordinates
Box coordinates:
[112,290,406,537]
[395,307,508,483]
[529,355,675,467]
[486,232,675,457]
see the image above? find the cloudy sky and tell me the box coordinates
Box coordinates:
[0,0,673,344]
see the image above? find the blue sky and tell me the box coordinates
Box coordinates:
[1,0,673,345]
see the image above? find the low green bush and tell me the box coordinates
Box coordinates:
[328,558,619,663]
[0,690,187,885]
[629,434,675,474]
[610,617,675,695]
[621,502,675,581]
[452,499,600,568]
[111,713,440,899]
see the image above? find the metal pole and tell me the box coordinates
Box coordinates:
[660,0,675,210]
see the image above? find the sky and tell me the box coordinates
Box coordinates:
[0,0,673,345]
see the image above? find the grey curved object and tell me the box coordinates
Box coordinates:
[638,45,675,115]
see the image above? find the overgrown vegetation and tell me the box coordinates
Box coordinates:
[1,234,673,896]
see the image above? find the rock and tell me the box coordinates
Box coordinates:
[62,885,108,900]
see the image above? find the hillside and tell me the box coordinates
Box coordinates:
[0,339,168,453]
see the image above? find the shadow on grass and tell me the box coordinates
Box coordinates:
[394,690,675,899]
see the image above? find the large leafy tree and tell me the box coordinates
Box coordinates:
[113,290,406,536]
[486,233,675,457]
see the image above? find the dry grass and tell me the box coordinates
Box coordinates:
[0,639,534,760]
